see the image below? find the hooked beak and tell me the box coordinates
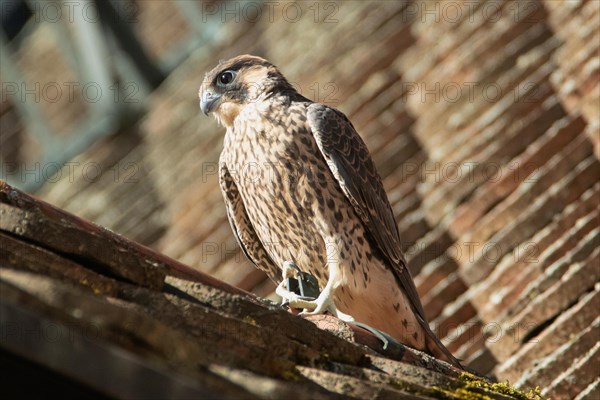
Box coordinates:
[200,90,221,115]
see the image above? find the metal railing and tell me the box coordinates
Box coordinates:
[0,0,226,191]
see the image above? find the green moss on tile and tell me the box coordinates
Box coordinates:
[282,370,302,382]
[384,371,542,399]
[458,372,543,399]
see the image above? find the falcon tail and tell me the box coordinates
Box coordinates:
[418,316,463,369]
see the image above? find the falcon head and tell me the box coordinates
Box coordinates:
[199,55,294,127]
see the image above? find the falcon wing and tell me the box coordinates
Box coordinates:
[307,103,426,319]
[219,162,280,283]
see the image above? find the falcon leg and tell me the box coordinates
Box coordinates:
[298,279,336,315]
[277,260,355,322]
[276,261,316,308]
[296,285,355,322]
[335,309,355,322]
[348,322,396,350]
[298,259,353,321]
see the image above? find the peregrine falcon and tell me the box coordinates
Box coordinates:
[199,55,460,367]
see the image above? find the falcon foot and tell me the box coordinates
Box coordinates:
[348,321,399,350]
[276,261,355,322]
[276,261,318,309]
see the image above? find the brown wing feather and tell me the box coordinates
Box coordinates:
[307,104,462,367]
[306,104,426,319]
[219,162,280,283]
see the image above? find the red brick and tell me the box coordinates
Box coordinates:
[544,342,600,399]
[517,318,599,389]
[474,200,599,325]
[574,378,600,400]
[495,289,600,382]
[460,153,599,285]
[449,114,587,237]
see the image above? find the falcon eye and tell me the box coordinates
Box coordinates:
[217,71,235,85]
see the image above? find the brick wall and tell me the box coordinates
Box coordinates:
[8,1,598,397]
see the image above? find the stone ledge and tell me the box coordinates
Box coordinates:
[0,181,539,399]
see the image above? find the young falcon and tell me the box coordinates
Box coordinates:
[200,55,461,367]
